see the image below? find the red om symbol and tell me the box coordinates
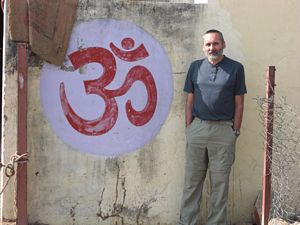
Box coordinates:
[59,38,157,136]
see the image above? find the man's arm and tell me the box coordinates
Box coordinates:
[185,93,194,127]
[233,94,245,130]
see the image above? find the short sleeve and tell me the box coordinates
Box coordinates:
[184,62,197,93]
[234,65,247,95]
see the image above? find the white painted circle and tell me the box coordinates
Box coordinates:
[40,19,173,156]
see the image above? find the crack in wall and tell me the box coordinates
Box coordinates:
[96,160,158,225]
[97,161,126,225]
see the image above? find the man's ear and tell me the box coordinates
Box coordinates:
[223,41,226,49]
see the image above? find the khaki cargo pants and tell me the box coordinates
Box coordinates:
[177,118,237,225]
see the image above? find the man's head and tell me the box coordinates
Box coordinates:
[202,29,226,63]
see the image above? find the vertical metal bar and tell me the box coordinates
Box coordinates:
[261,66,276,225]
[16,43,28,225]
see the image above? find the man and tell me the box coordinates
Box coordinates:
[177,29,247,225]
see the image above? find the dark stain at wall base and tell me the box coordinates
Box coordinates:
[29,222,50,225]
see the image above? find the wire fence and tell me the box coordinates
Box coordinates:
[255,94,300,224]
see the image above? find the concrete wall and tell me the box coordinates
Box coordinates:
[1,0,300,224]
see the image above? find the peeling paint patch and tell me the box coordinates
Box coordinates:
[78,65,86,74]
[60,65,75,72]
[70,203,79,224]
[29,222,50,225]
[19,74,24,89]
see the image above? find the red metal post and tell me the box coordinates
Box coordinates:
[261,66,276,225]
[16,43,28,225]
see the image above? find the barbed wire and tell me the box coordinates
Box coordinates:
[255,95,300,224]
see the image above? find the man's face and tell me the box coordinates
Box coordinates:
[202,32,226,62]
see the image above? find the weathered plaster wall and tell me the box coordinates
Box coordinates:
[2,0,300,225]
[218,1,300,223]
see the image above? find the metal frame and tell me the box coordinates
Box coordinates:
[16,43,28,225]
[261,66,276,225]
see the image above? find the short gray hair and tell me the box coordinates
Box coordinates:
[204,29,224,41]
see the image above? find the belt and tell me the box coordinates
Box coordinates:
[195,117,233,126]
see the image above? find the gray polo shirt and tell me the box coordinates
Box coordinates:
[184,56,247,121]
